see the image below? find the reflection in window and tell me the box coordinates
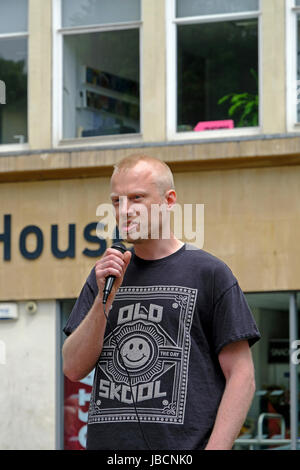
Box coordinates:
[62,0,140,28]
[176,0,259,17]
[0,0,28,34]
[63,29,140,139]
[177,20,258,133]
[0,37,28,144]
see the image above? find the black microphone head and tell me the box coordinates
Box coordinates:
[111,242,127,254]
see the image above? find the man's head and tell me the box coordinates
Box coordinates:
[112,154,175,196]
[110,154,176,243]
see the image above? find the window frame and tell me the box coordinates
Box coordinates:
[0,6,29,152]
[166,0,262,142]
[52,0,143,149]
[286,0,300,133]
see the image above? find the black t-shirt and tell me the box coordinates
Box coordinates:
[63,244,260,450]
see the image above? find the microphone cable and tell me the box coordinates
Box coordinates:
[102,302,152,451]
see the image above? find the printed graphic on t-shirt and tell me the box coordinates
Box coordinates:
[88,285,197,425]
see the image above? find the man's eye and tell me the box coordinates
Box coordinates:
[112,199,119,205]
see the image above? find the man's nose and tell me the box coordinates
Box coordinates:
[119,196,135,218]
[119,196,128,216]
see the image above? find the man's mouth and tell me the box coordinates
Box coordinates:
[121,221,139,233]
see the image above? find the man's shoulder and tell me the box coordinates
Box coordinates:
[183,244,237,283]
[184,244,228,267]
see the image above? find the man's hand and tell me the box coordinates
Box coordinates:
[95,247,132,304]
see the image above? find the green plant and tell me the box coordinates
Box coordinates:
[218,68,258,127]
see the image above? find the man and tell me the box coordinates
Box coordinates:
[62,154,260,450]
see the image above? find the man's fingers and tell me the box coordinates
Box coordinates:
[123,251,132,272]
[95,248,132,294]
[95,265,123,282]
[100,259,124,272]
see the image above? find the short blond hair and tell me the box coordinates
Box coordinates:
[112,154,175,195]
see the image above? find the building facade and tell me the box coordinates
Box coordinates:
[0,0,299,450]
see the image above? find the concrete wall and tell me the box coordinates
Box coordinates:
[0,300,57,450]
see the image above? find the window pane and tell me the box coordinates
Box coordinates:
[296,0,300,6]
[62,0,140,27]
[63,29,140,139]
[177,20,259,132]
[0,0,28,34]
[176,0,259,17]
[0,37,28,144]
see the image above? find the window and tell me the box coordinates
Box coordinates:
[0,0,28,145]
[234,292,300,450]
[287,0,300,131]
[167,0,260,139]
[54,0,141,144]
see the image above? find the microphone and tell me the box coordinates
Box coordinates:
[102,242,127,305]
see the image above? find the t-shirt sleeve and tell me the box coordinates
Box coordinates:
[211,263,261,356]
[63,267,98,337]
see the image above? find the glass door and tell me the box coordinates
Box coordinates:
[234,292,300,450]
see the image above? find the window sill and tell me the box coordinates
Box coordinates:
[167,126,261,143]
[1,133,300,184]
[54,133,143,151]
[0,143,29,155]
[286,123,300,134]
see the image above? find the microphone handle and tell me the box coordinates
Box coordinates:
[102,276,116,304]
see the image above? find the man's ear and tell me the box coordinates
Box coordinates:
[165,189,177,209]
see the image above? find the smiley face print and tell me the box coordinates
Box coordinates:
[105,321,166,385]
[120,336,151,369]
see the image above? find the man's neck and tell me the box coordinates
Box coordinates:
[131,237,184,260]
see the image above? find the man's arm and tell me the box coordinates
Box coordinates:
[62,294,108,382]
[205,340,256,450]
[62,248,131,382]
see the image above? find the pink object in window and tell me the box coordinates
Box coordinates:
[194,120,234,131]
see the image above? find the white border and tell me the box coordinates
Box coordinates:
[52,0,143,149]
[166,0,262,142]
[286,0,300,132]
